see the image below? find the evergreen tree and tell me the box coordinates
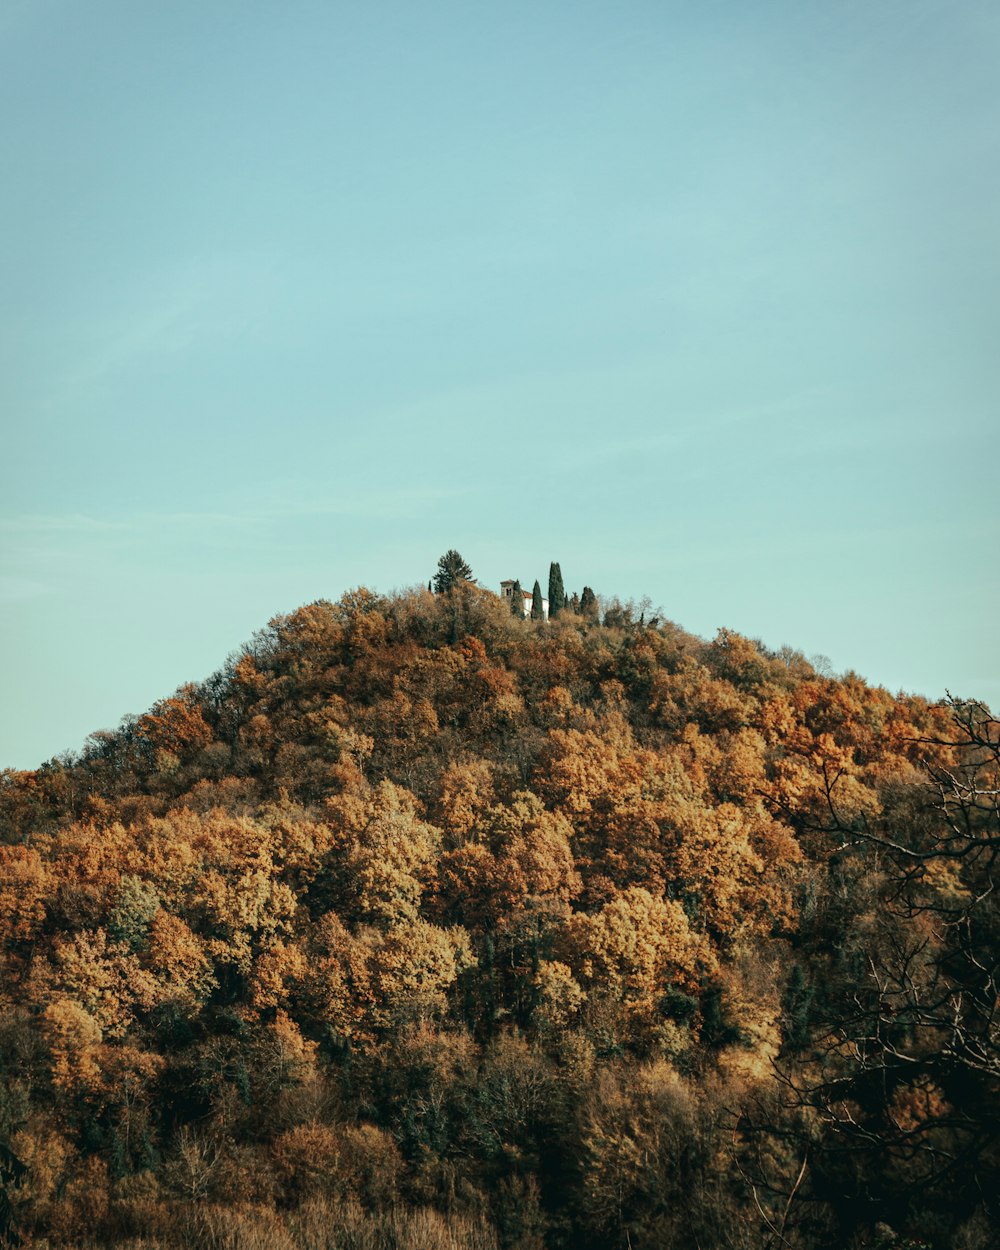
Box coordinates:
[547,562,566,618]
[580,586,598,621]
[433,549,474,594]
[781,964,815,1050]
[509,579,525,618]
[530,580,544,620]
[568,591,581,614]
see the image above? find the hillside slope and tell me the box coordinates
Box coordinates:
[1,584,997,1250]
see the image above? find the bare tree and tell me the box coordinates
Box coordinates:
[739,698,1000,1242]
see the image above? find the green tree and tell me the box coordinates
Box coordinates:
[433,550,474,594]
[107,875,160,951]
[530,581,544,621]
[548,562,566,618]
[580,586,598,621]
[509,579,525,618]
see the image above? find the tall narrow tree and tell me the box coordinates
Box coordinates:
[548,562,566,618]
[509,579,525,618]
[580,586,598,621]
[530,580,544,621]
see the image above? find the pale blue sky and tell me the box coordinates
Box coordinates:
[2,1,998,768]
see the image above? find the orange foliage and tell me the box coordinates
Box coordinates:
[137,684,213,757]
[1,582,983,1247]
[0,844,51,945]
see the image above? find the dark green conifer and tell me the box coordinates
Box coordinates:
[509,579,525,618]
[782,964,815,1049]
[530,580,544,620]
[580,586,598,620]
[433,549,474,594]
[548,562,566,617]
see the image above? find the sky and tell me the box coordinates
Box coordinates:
[2,0,998,769]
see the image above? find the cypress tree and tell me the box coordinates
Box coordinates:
[580,586,598,621]
[530,580,544,620]
[509,579,525,618]
[547,562,566,617]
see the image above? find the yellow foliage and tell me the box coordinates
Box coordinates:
[42,997,103,1094]
[533,960,586,1031]
[43,928,159,1037]
[146,909,216,1001]
[11,1123,71,1205]
[248,940,311,1012]
[367,918,475,1029]
[563,887,715,1032]
[324,781,441,926]
[433,759,496,841]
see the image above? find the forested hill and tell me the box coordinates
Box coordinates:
[1,583,997,1250]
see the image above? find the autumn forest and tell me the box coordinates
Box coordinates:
[1,569,997,1250]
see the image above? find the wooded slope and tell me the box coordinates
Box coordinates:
[1,584,997,1250]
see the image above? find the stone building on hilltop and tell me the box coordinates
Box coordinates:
[500,580,548,620]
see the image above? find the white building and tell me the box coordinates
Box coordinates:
[500,579,548,620]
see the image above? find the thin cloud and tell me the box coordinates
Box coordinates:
[0,487,472,544]
[271,486,473,522]
[39,252,280,413]
[562,391,823,474]
[0,575,57,602]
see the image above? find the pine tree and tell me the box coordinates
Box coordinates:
[530,580,544,620]
[580,586,598,621]
[548,562,566,618]
[433,549,474,594]
[509,579,525,618]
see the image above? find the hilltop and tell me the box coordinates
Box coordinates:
[1,582,997,1250]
